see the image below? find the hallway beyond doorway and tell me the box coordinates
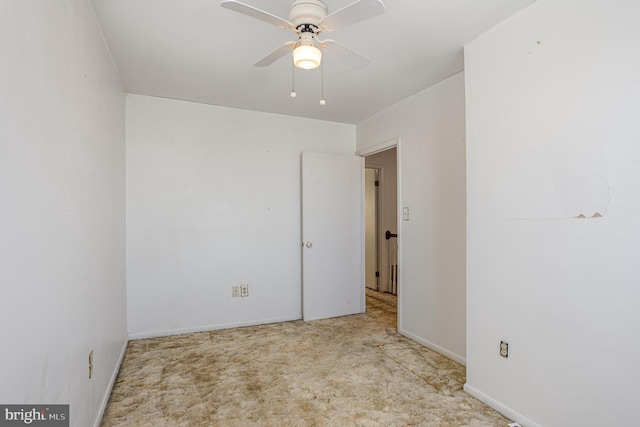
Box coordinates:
[365,288,397,329]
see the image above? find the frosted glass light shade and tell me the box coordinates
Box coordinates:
[293,45,322,70]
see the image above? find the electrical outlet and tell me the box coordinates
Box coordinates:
[500,341,509,358]
[88,349,94,379]
[240,284,249,297]
[232,286,240,297]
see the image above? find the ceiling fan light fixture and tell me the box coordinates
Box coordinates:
[293,45,322,69]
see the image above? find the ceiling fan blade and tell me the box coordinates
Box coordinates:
[320,39,370,69]
[319,0,385,33]
[221,0,295,30]
[254,41,297,67]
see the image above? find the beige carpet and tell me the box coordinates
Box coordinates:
[101,289,511,426]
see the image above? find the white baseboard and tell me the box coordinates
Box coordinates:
[127,315,303,341]
[464,383,542,427]
[92,334,129,427]
[398,328,466,366]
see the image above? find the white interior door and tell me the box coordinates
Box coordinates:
[302,152,364,321]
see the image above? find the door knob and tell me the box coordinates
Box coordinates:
[304,242,313,248]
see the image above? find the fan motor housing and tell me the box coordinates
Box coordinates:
[289,0,328,28]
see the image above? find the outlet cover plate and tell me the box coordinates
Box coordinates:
[500,341,509,358]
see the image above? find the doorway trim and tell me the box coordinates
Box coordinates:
[356,137,401,330]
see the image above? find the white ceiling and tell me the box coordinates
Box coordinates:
[91,0,535,124]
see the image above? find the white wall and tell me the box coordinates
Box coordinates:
[0,1,127,427]
[464,1,640,426]
[357,73,467,363]
[126,94,355,337]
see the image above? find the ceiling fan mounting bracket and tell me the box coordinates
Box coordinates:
[289,0,328,28]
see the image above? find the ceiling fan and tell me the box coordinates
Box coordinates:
[221,0,386,70]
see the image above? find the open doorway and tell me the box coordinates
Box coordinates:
[364,167,380,291]
[364,147,398,328]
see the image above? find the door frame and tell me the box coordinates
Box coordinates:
[356,137,402,330]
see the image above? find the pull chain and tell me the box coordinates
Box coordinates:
[290,60,297,98]
[319,58,326,105]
